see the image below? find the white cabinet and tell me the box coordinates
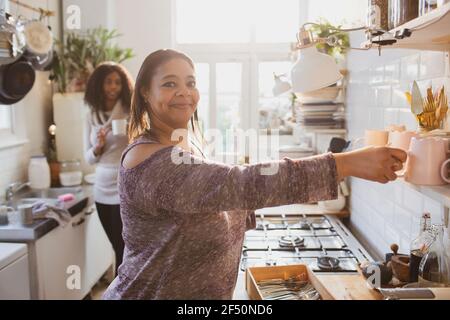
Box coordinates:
[35,213,87,300]
[34,205,114,300]
[0,243,30,300]
[83,205,114,291]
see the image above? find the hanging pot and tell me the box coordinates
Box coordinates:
[24,48,54,71]
[20,19,54,71]
[0,59,36,105]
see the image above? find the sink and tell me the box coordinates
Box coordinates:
[16,198,60,207]
[18,187,83,199]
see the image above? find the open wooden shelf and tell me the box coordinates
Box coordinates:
[362,2,450,51]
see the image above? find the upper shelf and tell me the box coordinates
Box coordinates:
[362,2,450,51]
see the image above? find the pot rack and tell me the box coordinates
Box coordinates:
[9,0,55,18]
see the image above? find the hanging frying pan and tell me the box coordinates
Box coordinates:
[0,59,36,105]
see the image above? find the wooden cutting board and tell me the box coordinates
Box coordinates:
[316,274,383,300]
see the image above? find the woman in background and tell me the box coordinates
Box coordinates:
[84,62,134,275]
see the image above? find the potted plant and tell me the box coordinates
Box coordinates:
[51,27,134,93]
[50,27,134,173]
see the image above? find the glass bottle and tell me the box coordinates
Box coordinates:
[418,224,450,287]
[409,212,432,282]
[368,0,389,31]
[389,0,420,29]
[419,0,438,16]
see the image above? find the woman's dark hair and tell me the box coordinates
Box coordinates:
[84,62,134,124]
[128,49,204,149]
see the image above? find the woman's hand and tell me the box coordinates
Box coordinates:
[334,147,407,184]
[94,127,110,156]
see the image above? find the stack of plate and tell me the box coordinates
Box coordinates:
[296,103,344,129]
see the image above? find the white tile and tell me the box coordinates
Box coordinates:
[384,223,401,246]
[410,217,421,240]
[423,196,446,224]
[394,204,413,237]
[419,51,446,80]
[384,108,399,129]
[371,211,386,236]
[369,108,385,129]
[370,66,384,85]
[376,86,392,108]
[402,186,424,216]
[400,54,420,82]
[393,180,404,204]
[384,61,400,84]
[391,86,410,109]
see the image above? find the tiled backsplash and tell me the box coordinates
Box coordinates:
[347,50,450,259]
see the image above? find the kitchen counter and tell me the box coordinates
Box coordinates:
[0,184,93,242]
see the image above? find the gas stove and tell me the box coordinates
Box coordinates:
[240,213,374,273]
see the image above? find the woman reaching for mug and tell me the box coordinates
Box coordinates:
[103,49,406,300]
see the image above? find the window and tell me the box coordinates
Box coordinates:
[258,61,293,134]
[175,0,365,159]
[0,106,12,133]
[176,0,300,44]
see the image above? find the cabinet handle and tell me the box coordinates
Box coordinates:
[72,218,85,227]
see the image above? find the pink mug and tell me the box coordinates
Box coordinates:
[405,137,450,186]
[353,130,389,148]
[388,131,419,152]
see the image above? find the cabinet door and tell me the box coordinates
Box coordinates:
[84,205,114,291]
[35,213,87,300]
[0,254,30,300]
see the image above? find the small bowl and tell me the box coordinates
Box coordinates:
[391,255,410,283]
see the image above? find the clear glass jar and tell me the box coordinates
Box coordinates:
[419,0,438,16]
[409,213,433,282]
[59,159,83,187]
[28,156,51,189]
[368,0,390,31]
[418,224,450,287]
[389,0,420,29]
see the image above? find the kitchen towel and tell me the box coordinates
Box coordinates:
[32,201,71,227]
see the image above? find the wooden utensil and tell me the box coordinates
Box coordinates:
[389,244,410,283]
[411,81,424,115]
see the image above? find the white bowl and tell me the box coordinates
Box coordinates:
[296,86,342,104]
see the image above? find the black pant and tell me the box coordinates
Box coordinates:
[95,202,124,275]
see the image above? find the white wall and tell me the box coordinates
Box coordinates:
[114,0,174,78]
[346,32,450,259]
[0,0,61,197]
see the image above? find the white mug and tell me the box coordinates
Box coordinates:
[112,119,128,136]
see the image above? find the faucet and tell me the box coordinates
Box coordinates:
[4,182,30,207]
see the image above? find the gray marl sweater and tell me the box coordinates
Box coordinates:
[102,136,339,300]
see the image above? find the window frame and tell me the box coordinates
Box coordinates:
[173,0,308,137]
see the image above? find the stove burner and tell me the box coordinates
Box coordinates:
[299,221,311,230]
[317,256,340,271]
[279,235,305,248]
